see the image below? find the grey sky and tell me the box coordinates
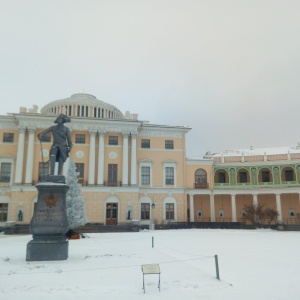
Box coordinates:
[1,0,300,157]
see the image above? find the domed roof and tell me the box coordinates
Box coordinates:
[41,93,124,120]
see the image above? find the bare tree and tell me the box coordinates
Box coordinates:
[264,208,279,225]
[243,204,279,225]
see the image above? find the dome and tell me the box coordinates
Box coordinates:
[41,93,124,120]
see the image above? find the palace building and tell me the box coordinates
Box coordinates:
[0,93,299,226]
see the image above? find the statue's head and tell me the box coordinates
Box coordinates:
[54,114,71,124]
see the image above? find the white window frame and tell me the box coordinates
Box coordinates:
[139,196,153,225]
[163,161,177,187]
[139,160,153,187]
[0,156,14,185]
[163,196,177,223]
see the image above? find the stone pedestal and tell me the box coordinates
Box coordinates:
[26,176,69,261]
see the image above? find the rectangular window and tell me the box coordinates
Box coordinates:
[165,167,174,185]
[0,163,12,182]
[0,203,8,221]
[239,172,247,183]
[3,133,14,143]
[165,140,174,149]
[285,170,294,181]
[166,203,175,220]
[141,166,150,185]
[109,136,118,145]
[218,172,226,183]
[75,163,84,184]
[75,134,85,144]
[38,162,49,179]
[141,139,150,149]
[108,164,118,186]
[141,203,150,220]
[262,171,270,182]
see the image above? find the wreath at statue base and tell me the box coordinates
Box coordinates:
[66,229,80,240]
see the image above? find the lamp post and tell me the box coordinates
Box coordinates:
[150,203,155,230]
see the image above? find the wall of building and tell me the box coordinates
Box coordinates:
[1,102,300,227]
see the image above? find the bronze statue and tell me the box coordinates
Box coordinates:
[38,114,73,176]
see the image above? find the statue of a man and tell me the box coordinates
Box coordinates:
[38,114,73,176]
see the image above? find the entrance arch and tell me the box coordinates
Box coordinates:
[105,195,120,225]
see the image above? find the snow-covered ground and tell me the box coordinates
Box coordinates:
[0,229,299,300]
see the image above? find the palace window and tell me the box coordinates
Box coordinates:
[3,133,14,143]
[239,172,247,183]
[0,203,8,221]
[141,166,150,185]
[165,140,174,149]
[218,172,226,183]
[108,164,118,186]
[195,169,207,188]
[141,139,150,149]
[285,170,294,181]
[0,163,12,182]
[141,203,150,220]
[262,171,270,182]
[165,203,175,220]
[165,167,174,185]
[109,136,118,145]
[75,134,86,144]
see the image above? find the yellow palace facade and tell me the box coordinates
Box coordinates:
[0,93,299,226]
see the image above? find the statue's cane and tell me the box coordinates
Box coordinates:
[40,140,46,175]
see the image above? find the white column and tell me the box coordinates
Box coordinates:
[15,127,26,184]
[88,130,96,185]
[97,131,106,185]
[130,132,137,185]
[122,132,129,186]
[253,194,258,207]
[231,194,237,222]
[189,194,194,222]
[210,193,215,222]
[276,193,283,223]
[25,127,36,184]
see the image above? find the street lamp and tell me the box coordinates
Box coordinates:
[150,203,155,230]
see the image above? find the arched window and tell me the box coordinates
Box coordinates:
[258,168,273,183]
[281,167,296,182]
[195,169,208,188]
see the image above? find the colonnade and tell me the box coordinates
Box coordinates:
[88,130,137,186]
[188,192,300,223]
[14,126,138,186]
[46,105,120,119]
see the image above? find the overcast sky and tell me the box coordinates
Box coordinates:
[1,0,300,157]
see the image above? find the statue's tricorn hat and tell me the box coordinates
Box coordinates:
[54,114,71,124]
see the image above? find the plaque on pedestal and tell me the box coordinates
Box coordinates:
[26,176,69,261]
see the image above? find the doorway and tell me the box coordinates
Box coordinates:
[106,203,118,225]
